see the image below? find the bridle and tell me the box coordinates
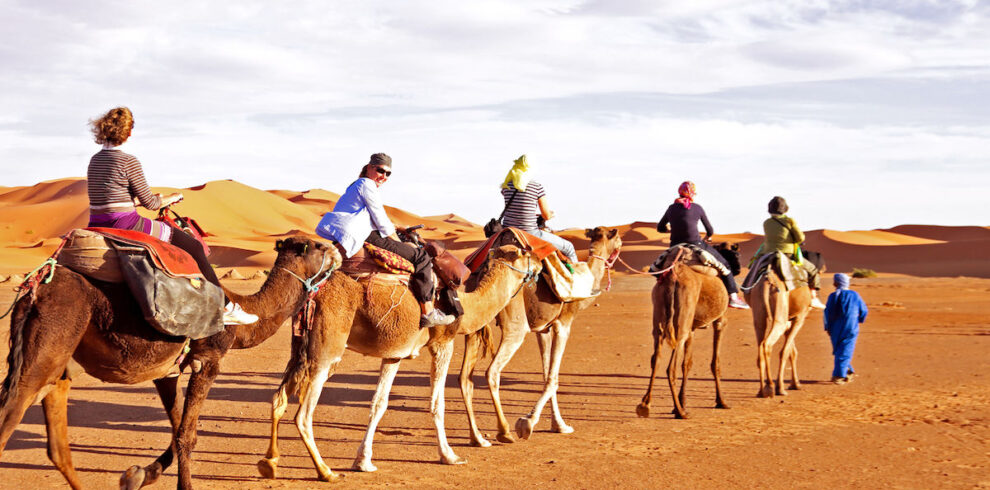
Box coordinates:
[589,247,620,292]
[491,253,540,299]
[282,248,338,334]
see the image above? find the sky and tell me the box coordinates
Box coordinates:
[1,0,988,233]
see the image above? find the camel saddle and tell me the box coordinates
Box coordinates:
[649,243,730,278]
[339,241,468,317]
[465,228,595,302]
[742,251,808,291]
[58,228,224,339]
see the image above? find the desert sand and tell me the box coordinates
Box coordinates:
[0,178,988,488]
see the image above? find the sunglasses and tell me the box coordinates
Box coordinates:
[375,167,392,177]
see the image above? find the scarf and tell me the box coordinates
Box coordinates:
[675,181,696,209]
[501,154,532,192]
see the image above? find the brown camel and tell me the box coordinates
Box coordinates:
[635,244,741,419]
[257,243,540,481]
[459,226,622,446]
[0,236,337,489]
[744,268,812,398]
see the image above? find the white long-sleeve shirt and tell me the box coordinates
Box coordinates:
[315,178,396,257]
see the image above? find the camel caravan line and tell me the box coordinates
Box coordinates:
[0,207,825,488]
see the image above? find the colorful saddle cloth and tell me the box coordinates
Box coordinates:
[58,228,223,339]
[340,242,415,278]
[741,251,807,291]
[464,228,595,302]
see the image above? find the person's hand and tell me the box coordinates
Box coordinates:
[545,210,555,221]
[161,192,184,207]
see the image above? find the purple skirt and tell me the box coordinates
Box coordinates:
[88,210,173,242]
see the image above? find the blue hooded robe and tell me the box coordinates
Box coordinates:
[824,288,868,378]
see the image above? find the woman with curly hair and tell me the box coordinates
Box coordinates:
[86,106,256,325]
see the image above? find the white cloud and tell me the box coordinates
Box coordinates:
[0,0,988,232]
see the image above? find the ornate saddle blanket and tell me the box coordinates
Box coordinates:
[741,252,808,291]
[649,243,730,277]
[464,228,595,302]
[341,242,415,279]
[58,228,223,340]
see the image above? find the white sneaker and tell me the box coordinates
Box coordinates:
[810,296,826,310]
[223,302,258,325]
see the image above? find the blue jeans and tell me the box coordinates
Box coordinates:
[530,229,578,262]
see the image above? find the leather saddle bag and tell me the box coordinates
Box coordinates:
[425,241,470,289]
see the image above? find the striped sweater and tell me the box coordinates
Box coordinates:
[87,149,162,213]
[500,180,545,231]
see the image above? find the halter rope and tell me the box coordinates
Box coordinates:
[282,250,338,335]
[589,248,620,291]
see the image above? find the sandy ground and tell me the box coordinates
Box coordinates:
[1,273,987,489]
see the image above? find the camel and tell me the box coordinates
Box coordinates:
[0,236,337,489]
[635,243,742,419]
[458,226,622,447]
[256,242,541,481]
[744,267,812,398]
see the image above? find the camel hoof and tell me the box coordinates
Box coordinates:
[470,437,492,448]
[674,411,690,420]
[552,423,574,434]
[496,432,516,444]
[790,383,802,391]
[257,458,277,479]
[515,417,534,441]
[776,388,788,396]
[716,401,731,410]
[636,404,650,418]
[120,465,145,490]
[442,455,467,466]
[353,459,377,473]
[317,466,342,482]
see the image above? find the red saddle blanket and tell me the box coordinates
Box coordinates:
[85,227,202,278]
[464,228,560,273]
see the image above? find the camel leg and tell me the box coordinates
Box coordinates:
[41,375,82,490]
[636,308,665,418]
[459,332,491,448]
[516,321,571,440]
[711,317,730,409]
[257,378,289,480]
[788,340,802,390]
[776,327,793,396]
[428,340,465,465]
[535,327,571,434]
[173,355,223,490]
[353,358,401,472]
[677,333,694,414]
[545,327,574,435]
[757,342,775,398]
[294,361,340,481]
[486,317,528,444]
[121,376,182,489]
[668,337,688,419]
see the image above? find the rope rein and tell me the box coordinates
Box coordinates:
[0,240,66,320]
[589,248,620,291]
[282,251,338,335]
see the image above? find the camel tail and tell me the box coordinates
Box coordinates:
[0,297,31,411]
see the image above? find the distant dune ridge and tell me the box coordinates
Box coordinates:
[1,177,988,278]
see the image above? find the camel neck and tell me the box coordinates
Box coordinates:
[456,260,528,333]
[226,267,307,349]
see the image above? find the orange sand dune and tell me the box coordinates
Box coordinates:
[0,178,986,279]
[822,229,944,246]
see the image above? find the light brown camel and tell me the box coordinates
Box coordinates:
[0,236,337,489]
[635,244,740,419]
[257,243,540,481]
[744,268,812,398]
[459,226,622,446]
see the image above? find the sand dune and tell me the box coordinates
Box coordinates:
[0,178,986,278]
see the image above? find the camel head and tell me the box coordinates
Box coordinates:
[273,236,343,281]
[584,226,622,257]
[713,242,742,276]
[490,244,542,278]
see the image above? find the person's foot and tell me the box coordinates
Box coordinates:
[810,296,826,309]
[420,309,455,328]
[223,302,258,325]
[729,297,750,309]
[844,373,855,383]
[831,376,847,385]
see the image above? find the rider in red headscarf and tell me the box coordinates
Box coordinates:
[657,181,748,309]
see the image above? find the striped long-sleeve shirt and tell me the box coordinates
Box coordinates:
[87,149,162,213]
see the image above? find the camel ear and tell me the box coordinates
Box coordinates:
[584,228,594,239]
[275,239,284,252]
[607,229,618,239]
